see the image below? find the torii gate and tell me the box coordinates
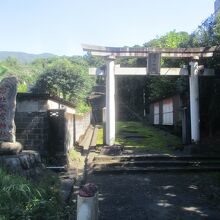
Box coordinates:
[82,44,218,146]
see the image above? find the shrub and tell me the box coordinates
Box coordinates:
[0,168,67,220]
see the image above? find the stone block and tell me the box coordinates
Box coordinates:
[19,154,30,169]
[3,157,21,171]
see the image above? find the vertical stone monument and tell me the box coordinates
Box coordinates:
[0,77,22,155]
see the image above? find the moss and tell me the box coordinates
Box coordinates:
[115,121,182,154]
[97,127,104,145]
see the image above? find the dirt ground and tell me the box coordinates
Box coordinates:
[88,172,220,220]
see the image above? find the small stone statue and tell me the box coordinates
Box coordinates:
[0,77,22,155]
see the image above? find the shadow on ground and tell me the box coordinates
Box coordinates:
[88,173,220,220]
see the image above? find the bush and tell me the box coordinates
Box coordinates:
[0,168,67,220]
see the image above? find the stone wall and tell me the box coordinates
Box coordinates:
[15,112,48,155]
[0,150,42,177]
[15,109,91,165]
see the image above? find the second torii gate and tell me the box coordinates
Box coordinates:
[82,44,218,146]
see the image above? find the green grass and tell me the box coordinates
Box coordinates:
[116,121,181,154]
[0,168,69,220]
[97,127,104,145]
[96,121,182,154]
[69,148,83,162]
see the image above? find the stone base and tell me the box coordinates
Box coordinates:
[0,150,42,177]
[0,142,23,155]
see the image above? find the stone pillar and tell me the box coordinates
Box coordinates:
[105,57,115,146]
[189,61,200,143]
[0,77,22,155]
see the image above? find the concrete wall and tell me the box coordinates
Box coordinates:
[16,99,75,114]
[65,112,74,152]
[16,100,48,112]
[75,112,91,142]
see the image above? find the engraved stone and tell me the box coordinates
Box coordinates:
[0,77,22,154]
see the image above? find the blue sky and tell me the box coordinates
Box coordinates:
[0,0,215,56]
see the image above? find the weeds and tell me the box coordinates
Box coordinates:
[0,168,68,220]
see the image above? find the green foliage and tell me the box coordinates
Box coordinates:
[190,14,216,47]
[83,52,105,68]
[76,101,91,114]
[0,168,68,219]
[0,65,7,77]
[213,12,220,43]
[18,83,28,93]
[117,31,190,114]
[116,75,146,118]
[146,76,189,101]
[144,30,190,67]
[144,30,190,48]
[32,57,95,105]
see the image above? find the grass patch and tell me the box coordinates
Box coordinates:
[115,121,182,154]
[97,126,104,145]
[69,148,82,161]
[68,148,84,166]
[0,168,69,219]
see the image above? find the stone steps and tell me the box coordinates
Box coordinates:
[93,154,220,162]
[93,160,220,168]
[92,154,220,174]
[93,166,220,174]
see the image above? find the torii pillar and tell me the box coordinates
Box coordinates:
[189,59,200,143]
[105,56,116,146]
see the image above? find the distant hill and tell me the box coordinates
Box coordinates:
[0,51,57,63]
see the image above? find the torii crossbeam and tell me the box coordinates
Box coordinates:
[82,44,217,146]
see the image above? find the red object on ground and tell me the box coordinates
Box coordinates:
[79,183,98,197]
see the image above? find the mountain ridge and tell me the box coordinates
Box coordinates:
[0,51,57,63]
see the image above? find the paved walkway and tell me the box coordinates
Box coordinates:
[88,172,220,220]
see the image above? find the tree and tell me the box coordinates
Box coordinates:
[115,32,191,120]
[32,58,95,105]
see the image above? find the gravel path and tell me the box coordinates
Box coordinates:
[88,173,220,220]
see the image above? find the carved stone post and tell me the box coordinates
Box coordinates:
[0,77,22,154]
